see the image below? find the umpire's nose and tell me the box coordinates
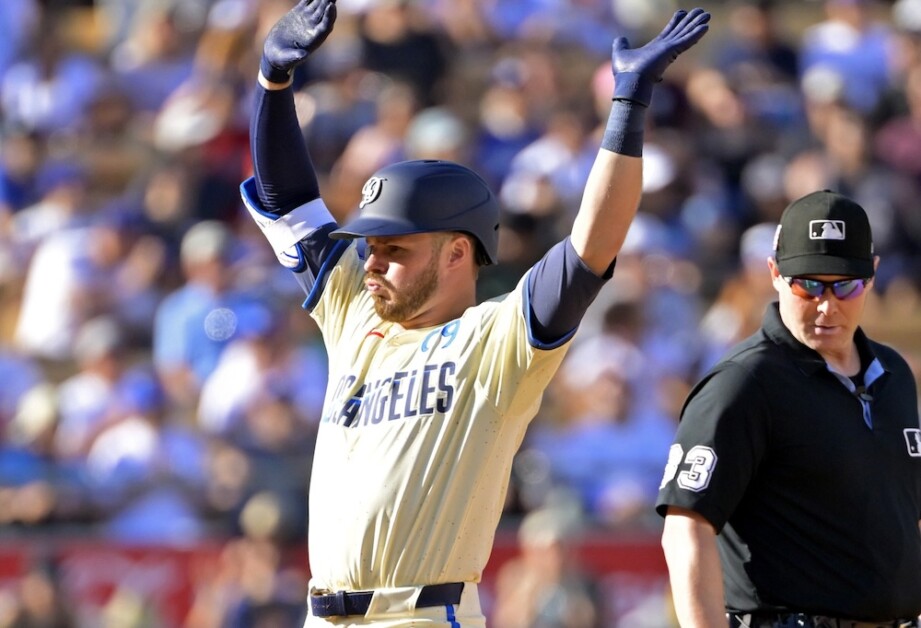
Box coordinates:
[816,293,838,316]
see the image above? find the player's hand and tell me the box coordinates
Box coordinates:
[261,0,338,84]
[611,7,710,106]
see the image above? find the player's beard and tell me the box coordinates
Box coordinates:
[367,261,440,323]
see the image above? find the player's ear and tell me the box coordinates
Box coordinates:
[446,234,473,266]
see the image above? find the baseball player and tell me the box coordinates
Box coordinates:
[242,1,709,625]
[656,191,921,627]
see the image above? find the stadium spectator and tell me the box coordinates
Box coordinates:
[0,12,105,134]
[528,328,675,528]
[152,220,264,410]
[53,315,130,461]
[83,368,209,543]
[492,498,601,628]
[799,0,896,114]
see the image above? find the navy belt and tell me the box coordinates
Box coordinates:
[310,582,464,618]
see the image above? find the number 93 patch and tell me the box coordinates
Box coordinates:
[660,444,718,492]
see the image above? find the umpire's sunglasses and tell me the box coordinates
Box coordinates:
[783,276,871,301]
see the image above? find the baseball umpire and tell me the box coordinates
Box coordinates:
[242,0,709,625]
[656,190,921,628]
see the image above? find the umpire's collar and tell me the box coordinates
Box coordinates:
[760,301,881,377]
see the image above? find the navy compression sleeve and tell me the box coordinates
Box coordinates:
[250,85,321,213]
[527,237,613,345]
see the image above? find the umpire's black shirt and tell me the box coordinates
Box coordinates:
[656,303,921,620]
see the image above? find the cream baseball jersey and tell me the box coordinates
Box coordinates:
[306,242,571,592]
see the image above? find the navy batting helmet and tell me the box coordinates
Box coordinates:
[329,160,500,265]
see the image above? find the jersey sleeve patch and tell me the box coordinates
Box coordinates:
[676,445,718,492]
[661,444,718,492]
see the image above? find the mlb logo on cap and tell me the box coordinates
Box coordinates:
[774,190,875,278]
[809,220,845,241]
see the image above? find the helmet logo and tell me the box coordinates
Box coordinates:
[360,177,386,208]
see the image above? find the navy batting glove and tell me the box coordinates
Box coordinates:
[611,7,710,106]
[261,0,338,84]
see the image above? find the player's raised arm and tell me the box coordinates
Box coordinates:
[242,0,342,277]
[251,0,337,208]
[571,8,709,275]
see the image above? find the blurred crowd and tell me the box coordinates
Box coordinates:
[2,0,921,624]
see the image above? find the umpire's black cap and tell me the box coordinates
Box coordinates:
[773,189,875,278]
[329,160,500,265]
